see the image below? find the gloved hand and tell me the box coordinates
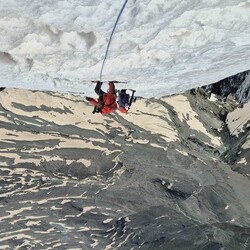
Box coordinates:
[83,96,91,102]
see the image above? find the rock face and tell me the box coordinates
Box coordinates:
[0,86,250,249]
[201,70,250,104]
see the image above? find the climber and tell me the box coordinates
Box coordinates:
[85,81,118,115]
[118,89,136,113]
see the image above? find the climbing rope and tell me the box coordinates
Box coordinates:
[99,0,129,81]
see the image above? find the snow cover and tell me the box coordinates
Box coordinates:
[0,0,250,98]
[227,99,250,136]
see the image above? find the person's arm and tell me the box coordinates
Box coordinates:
[89,98,98,106]
[108,82,115,95]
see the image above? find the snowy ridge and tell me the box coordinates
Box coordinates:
[0,0,250,97]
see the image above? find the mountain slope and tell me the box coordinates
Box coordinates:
[0,88,250,249]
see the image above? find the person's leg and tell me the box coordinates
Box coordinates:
[118,91,126,108]
[94,81,105,96]
[118,90,130,108]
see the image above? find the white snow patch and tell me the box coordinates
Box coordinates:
[103,218,113,224]
[1,1,250,98]
[209,94,218,102]
[237,158,247,165]
[163,95,221,146]
[82,206,96,213]
[175,148,188,156]
[242,136,250,150]
[227,100,250,136]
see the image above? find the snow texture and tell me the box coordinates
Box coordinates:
[0,0,250,97]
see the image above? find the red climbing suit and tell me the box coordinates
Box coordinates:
[89,82,118,115]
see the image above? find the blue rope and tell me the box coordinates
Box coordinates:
[99,0,129,81]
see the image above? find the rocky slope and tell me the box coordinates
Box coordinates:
[0,85,250,249]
